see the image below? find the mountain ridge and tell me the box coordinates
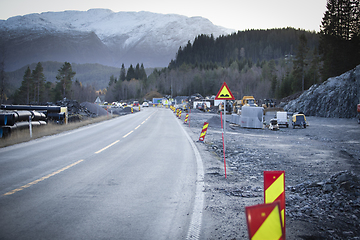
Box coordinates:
[0,9,234,71]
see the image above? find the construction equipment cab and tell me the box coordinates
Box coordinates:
[241,96,257,107]
[292,112,307,128]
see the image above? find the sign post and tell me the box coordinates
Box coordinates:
[215,82,234,179]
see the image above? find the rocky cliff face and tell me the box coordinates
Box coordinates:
[284,65,360,118]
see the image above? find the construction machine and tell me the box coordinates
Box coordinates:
[232,96,257,114]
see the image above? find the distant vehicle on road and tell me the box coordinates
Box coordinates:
[142,102,149,107]
[133,101,139,106]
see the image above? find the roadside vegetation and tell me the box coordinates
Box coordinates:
[0,115,114,148]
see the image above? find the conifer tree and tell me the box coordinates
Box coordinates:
[139,63,147,80]
[55,62,76,99]
[31,62,45,103]
[20,67,32,104]
[135,63,140,80]
[293,33,309,92]
[126,64,135,80]
[119,64,126,81]
[320,0,360,80]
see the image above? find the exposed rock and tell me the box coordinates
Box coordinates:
[285,65,360,118]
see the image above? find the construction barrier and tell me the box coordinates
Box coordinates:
[198,122,209,142]
[264,171,286,237]
[178,109,182,119]
[184,114,189,124]
[245,201,284,240]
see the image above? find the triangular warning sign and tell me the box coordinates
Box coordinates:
[215,82,235,100]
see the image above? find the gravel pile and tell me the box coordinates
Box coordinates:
[287,171,360,239]
[80,102,108,117]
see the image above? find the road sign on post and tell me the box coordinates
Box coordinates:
[215,82,234,178]
[215,82,235,100]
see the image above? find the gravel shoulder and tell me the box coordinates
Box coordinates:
[182,110,360,240]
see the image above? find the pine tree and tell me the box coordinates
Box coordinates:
[292,33,309,92]
[55,62,76,99]
[31,62,45,103]
[135,63,140,80]
[320,0,360,80]
[139,63,147,80]
[19,67,32,104]
[119,64,126,81]
[126,64,135,81]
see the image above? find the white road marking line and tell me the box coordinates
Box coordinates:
[176,115,205,240]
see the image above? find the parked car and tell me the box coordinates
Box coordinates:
[133,101,139,106]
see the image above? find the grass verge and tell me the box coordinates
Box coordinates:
[0,116,115,148]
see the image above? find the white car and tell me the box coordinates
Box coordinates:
[142,102,149,107]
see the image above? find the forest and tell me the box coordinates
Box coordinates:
[106,28,322,103]
[1,0,359,105]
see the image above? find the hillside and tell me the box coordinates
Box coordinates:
[170,28,319,68]
[0,9,233,71]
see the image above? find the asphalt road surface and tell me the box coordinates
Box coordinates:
[0,107,200,240]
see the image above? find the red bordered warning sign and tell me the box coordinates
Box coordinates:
[245,201,284,240]
[215,82,235,100]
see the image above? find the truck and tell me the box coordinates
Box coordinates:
[276,111,289,128]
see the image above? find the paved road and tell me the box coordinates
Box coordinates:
[0,107,199,240]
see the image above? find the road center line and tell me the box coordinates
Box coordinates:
[3,159,84,196]
[95,140,120,154]
[135,125,141,129]
[122,130,133,138]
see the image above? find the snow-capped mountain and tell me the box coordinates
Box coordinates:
[0,9,234,71]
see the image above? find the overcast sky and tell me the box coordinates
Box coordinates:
[0,0,327,32]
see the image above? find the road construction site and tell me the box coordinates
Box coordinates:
[181,109,360,239]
